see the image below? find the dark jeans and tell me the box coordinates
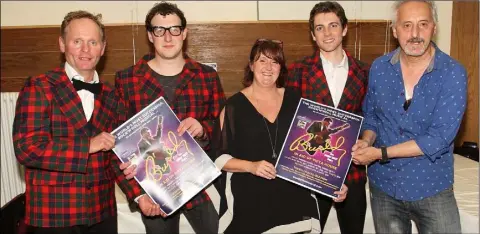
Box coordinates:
[316,178,367,234]
[141,200,218,234]
[369,183,461,234]
[29,215,117,234]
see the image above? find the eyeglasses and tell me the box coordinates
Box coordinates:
[148,25,184,37]
[255,38,283,48]
[403,99,412,111]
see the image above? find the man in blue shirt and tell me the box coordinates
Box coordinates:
[351,1,466,233]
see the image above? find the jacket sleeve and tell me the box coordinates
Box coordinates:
[113,70,146,201]
[200,71,226,144]
[286,62,302,90]
[13,77,90,173]
[110,153,144,202]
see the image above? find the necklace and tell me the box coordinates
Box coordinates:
[262,117,279,159]
[251,87,281,159]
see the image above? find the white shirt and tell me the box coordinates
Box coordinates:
[65,62,100,121]
[320,50,349,108]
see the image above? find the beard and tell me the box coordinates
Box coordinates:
[403,37,430,57]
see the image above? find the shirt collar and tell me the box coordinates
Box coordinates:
[320,49,348,69]
[65,62,99,84]
[134,53,201,77]
[389,43,437,73]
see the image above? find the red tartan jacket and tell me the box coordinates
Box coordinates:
[12,67,143,227]
[287,49,370,184]
[115,53,226,209]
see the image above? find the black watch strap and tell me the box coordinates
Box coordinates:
[380,146,389,164]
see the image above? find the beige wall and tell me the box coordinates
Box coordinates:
[1,1,452,54]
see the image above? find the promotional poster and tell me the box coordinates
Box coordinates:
[275,98,363,199]
[112,97,221,216]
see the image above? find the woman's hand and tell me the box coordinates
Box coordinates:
[333,184,348,202]
[248,160,276,180]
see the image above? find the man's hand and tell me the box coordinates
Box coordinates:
[333,184,348,202]
[248,160,276,180]
[119,161,137,180]
[89,132,115,153]
[352,146,381,165]
[177,117,204,138]
[138,195,167,217]
[352,139,369,152]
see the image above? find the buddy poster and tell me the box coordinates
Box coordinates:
[275,98,363,199]
[112,97,220,216]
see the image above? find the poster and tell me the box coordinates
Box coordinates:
[112,97,221,215]
[275,98,363,199]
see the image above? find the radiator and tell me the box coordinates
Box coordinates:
[1,92,25,207]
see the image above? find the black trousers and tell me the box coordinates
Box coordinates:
[317,178,367,234]
[141,200,218,234]
[29,215,117,234]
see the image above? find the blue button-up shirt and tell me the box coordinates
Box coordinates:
[362,44,467,201]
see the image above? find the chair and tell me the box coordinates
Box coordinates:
[0,193,31,234]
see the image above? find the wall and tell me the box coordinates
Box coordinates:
[450,1,479,146]
[1,1,453,54]
[1,21,396,95]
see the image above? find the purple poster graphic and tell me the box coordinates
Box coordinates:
[275,98,363,199]
[112,97,220,216]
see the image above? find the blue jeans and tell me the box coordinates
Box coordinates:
[369,183,461,234]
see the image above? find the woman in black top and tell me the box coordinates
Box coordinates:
[210,39,347,233]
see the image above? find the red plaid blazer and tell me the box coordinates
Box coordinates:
[12,67,143,227]
[287,49,370,184]
[115,53,226,209]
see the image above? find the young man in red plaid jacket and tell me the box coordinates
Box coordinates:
[12,11,145,234]
[286,2,370,234]
[116,2,226,233]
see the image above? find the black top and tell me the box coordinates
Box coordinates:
[151,70,178,102]
[211,88,318,233]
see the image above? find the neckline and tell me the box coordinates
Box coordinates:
[238,90,286,124]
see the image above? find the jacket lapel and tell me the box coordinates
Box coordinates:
[139,73,165,103]
[90,86,116,133]
[172,59,197,104]
[135,54,165,108]
[308,51,335,107]
[337,52,365,111]
[47,69,89,135]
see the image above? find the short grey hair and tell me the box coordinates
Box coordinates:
[391,0,438,27]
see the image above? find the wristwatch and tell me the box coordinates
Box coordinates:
[380,146,389,164]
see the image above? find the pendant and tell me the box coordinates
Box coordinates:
[272,152,277,159]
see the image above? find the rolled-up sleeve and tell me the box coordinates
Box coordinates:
[415,65,467,161]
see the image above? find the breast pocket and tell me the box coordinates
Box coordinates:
[31,170,74,186]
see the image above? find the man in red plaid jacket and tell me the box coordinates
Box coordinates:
[286,2,369,234]
[12,11,144,233]
[116,2,226,233]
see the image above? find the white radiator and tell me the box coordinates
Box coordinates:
[1,92,25,207]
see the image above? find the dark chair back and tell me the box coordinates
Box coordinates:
[0,193,31,234]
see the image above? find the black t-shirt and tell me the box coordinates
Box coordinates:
[151,70,179,102]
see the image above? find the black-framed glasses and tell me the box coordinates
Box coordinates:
[255,38,283,48]
[148,25,184,37]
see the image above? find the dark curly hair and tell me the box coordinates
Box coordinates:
[309,1,348,32]
[145,1,187,30]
